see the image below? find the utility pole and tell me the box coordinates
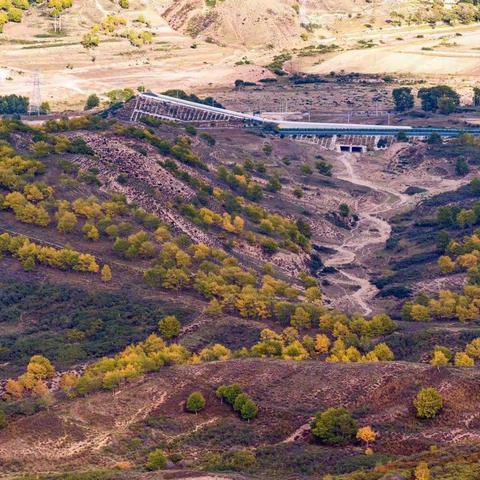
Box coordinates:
[28,72,41,116]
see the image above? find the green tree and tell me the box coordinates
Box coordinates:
[240,398,258,420]
[456,208,476,228]
[0,94,29,114]
[315,160,333,176]
[427,132,442,144]
[437,206,454,226]
[300,164,313,175]
[158,315,181,339]
[266,175,282,192]
[455,158,469,176]
[0,410,7,429]
[40,102,51,114]
[85,94,100,110]
[473,87,480,107]
[146,449,167,470]
[418,85,460,112]
[397,131,408,142]
[438,95,456,115]
[186,391,206,413]
[414,387,443,419]
[290,306,311,329]
[223,383,242,405]
[392,87,414,112]
[339,203,350,218]
[232,392,249,411]
[311,407,358,445]
[436,230,451,251]
[470,178,480,196]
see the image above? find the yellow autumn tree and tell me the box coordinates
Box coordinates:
[438,255,455,274]
[101,264,112,282]
[315,334,330,354]
[410,304,431,322]
[5,378,24,399]
[415,462,430,480]
[32,380,49,397]
[356,426,377,448]
[431,350,449,368]
[465,337,480,358]
[82,223,99,241]
[233,215,245,234]
[27,355,55,380]
[154,225,171,242]
[60,372,79,394]
[222,213,236,233]
[56,210,78,233]
[454,351,475,367]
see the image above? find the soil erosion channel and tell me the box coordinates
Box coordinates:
[324,153,412,316]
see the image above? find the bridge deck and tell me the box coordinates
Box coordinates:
[132,93,480,138]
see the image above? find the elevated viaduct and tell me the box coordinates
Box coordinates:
[130,92,480,152]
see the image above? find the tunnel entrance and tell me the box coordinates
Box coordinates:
[337,145,367,153]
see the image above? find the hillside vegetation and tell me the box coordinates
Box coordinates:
[0,86,478,479]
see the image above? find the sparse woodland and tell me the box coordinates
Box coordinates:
[1,82,480,480]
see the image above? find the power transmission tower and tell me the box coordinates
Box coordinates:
[28,72,41,116]
[53,15,62,33]
[298,0,308,25]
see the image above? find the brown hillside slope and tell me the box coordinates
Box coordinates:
[160,0,412,48]
[161,0,300,48]
[1,359,480,474]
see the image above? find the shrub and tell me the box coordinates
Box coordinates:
[146,449,167,470]
[225,449,256,471]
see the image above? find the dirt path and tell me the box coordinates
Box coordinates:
[324,153,413,316]
[281,420,312,444]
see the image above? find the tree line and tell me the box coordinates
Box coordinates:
[393,85,480,115]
